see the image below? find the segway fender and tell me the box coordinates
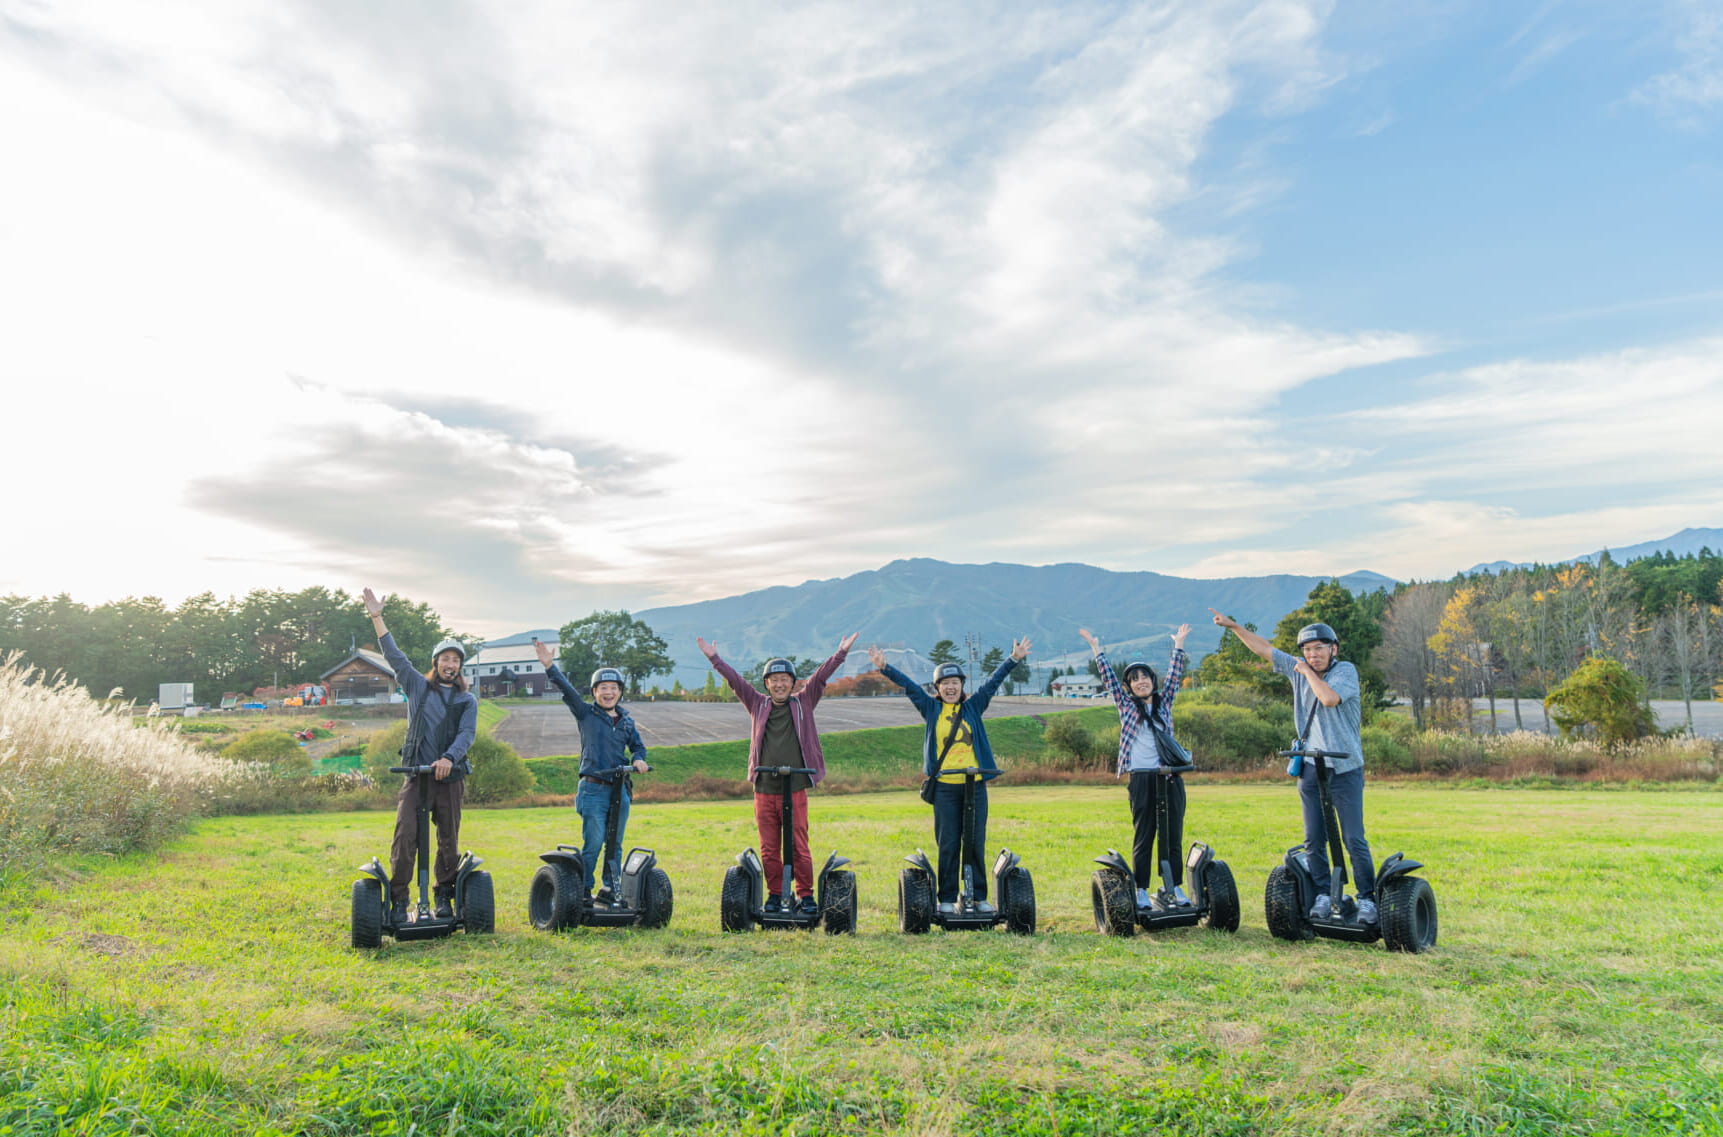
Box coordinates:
[991,848,1021,877]
[818,851,851,876]
[538,849,585,873]
[618,847,656,910]
[356,857,390,891]
[736,848,766,910]
[902,849,935,878]
[1375,852,1423,887]
[1092,849,1131,877]
[1185,842,1214,906]
[453,850,484,910]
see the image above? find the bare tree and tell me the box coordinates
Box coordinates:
[1375,582,1449,731]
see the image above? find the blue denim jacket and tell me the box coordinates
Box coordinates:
[880,657,1018,781]
[546,665,648,777]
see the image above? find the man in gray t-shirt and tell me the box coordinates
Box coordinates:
[1209,609,1379,924]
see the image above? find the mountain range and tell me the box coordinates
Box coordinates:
[1463,527,1723,576]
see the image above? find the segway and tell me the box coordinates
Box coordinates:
[527,765,672,932]
[720,766,856,934]
[1090,762,1239,936]
[1264,746,1438,952]
[351,764,494,947]
[898,767,1035,934]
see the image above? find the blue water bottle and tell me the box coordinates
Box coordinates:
[1285,744,1303,778]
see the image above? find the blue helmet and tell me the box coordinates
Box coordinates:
[590,667,624,691]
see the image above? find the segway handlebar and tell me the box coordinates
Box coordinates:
[590,764,649,781]
[1276,748,1351,759]
[389,765,435,776]
[754,766,818,779]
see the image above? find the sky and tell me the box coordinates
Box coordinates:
[3,0,1721,636]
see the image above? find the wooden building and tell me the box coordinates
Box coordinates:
[321,649,400,704]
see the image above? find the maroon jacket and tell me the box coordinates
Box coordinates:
[707,647,849,788]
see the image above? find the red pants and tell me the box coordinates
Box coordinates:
[754,790,813,899]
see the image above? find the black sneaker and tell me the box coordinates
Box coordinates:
[594,887,614,906]
[798,896,819,916]
[389,901,407,927]
[434,895,453,920]
[763,894,783,914]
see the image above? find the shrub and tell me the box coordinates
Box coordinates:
[1172,703,1284,770]
[1042,715,1110,771]
[362,719,532,803]
[1360,725,1414,772]
[221,730,312,776]
[1544,656,1657,746]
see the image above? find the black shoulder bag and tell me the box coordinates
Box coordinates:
[920,706,968,804]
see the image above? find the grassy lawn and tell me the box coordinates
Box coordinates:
[476,699,511,734]
[1,786,1719,1135]
[525,706,1120,794]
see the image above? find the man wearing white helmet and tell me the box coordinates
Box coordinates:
[364,587,479,925]
[1208,610,1378,925]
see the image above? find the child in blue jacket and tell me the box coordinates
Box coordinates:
[868,638,1031,913]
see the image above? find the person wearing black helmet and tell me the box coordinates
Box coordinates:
[533,640,649,903]
[1208,609,1378,925]
[363,587,479,924]
[869,638,1032,914]
[698,632,860,916]
[1079,623,1193,908]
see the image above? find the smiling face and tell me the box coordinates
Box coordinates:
[937,676,964,703]
[764,672,794,702]
[1127,670,1157,699]
[1300,640,1337,671]
[593,681,622,708]
[434,650,463,682]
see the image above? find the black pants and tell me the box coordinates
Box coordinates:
[390,777,465,905]
[931,780,989,902]
[1127,770,1185,888]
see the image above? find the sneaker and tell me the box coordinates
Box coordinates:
[938,902,956,915]
[763,894,783,914]
[1310,894,1333,920]
[389,901,407,926]
[594,887,614,906]
[975,900,995,915]
[1173,886,1191,907]
[434,894,453,920]
[798,896,819,916]
[1356,898,1378,925]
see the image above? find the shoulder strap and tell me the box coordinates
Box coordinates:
[935,702,967,765]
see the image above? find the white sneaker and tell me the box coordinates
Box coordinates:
[1173,886,1191,906]
[938,902,956,915]
[1310,894,1333,920]
[976,901,995,914]
[1135,887,1152,908]
[1356,898,1378,924]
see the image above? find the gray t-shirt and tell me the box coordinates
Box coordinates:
[1271,649,1364,775]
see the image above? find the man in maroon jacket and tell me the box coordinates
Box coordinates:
[698,632,859,915]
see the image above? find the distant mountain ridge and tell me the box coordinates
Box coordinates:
[1463,526,1723,576]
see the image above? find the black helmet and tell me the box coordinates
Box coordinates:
[761,658,795,681]
[1122,661,1159,689]
[589,667,624,690]
[1296,623,1338,647]
[933,663,966,683]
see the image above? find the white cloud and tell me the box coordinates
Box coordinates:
[1633,0,1723,118]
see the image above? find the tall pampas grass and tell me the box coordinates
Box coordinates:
[0,652,236,876]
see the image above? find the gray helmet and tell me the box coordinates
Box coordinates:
[933,662,966,683]
[1296,622,1338,647]
[430,638,466,664]
[1123,661,1159,689]
[589,667,624,690]
[761,658,795,681]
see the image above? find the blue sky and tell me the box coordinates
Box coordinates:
[1,0,1719,635]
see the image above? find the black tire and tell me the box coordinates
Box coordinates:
[1380,875,1438,953]
[640,867,674,929]
[528,863,580,932]
[1091,869,1136,937]
[1264,864,1312,942]
[462,871,495,935]
[821,870,857,936]
[351,878,383,949]
[1001,867,1036,935]
[720,866,752,933]
[898,868,933,935]
[1202,860,1240,933]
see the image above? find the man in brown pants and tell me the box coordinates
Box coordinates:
[364,587,478,924]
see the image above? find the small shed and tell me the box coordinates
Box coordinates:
[321,649,399,705]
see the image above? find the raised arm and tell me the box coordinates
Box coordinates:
[800,632,858,707]
[698,637,764,712]
[1082,629,1130,712]
[1209,608,1274,663]
[872,647,936,715]
[1161,624,1190,714]
[364,586,425,696]
[536,638,592,719]
[971,636,1030,713]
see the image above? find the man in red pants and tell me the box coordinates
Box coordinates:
[698,632,857,915]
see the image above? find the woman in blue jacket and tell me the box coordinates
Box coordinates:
[868,638,1031,914]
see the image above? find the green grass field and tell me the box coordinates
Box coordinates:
[2,786,1719,1135]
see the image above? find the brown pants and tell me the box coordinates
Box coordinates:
[390,777,465,904]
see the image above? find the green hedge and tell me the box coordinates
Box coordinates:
[363,720,533,803]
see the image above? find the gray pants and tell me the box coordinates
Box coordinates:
[1298,766,1376,899]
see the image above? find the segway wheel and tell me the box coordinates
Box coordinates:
[1202,860,1240,933]
[821,869,857,936]
[1379,875,1438,953]
[351,878,384,949]
[1090,869,1135,937]
[640,867,674,930]
[898,868,933,935]
[720,866,752,933]
[1000,867,1036,936]
[1264,864,1312,942]
[528,863,580,932]
[462,871,495,935]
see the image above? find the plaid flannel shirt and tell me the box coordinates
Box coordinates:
[1096,648,1186,776]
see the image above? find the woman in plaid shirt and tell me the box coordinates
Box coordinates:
[1078,623,1191,908]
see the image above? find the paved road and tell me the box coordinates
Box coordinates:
[493,695,1100,759]
[1467,698,1723,739]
